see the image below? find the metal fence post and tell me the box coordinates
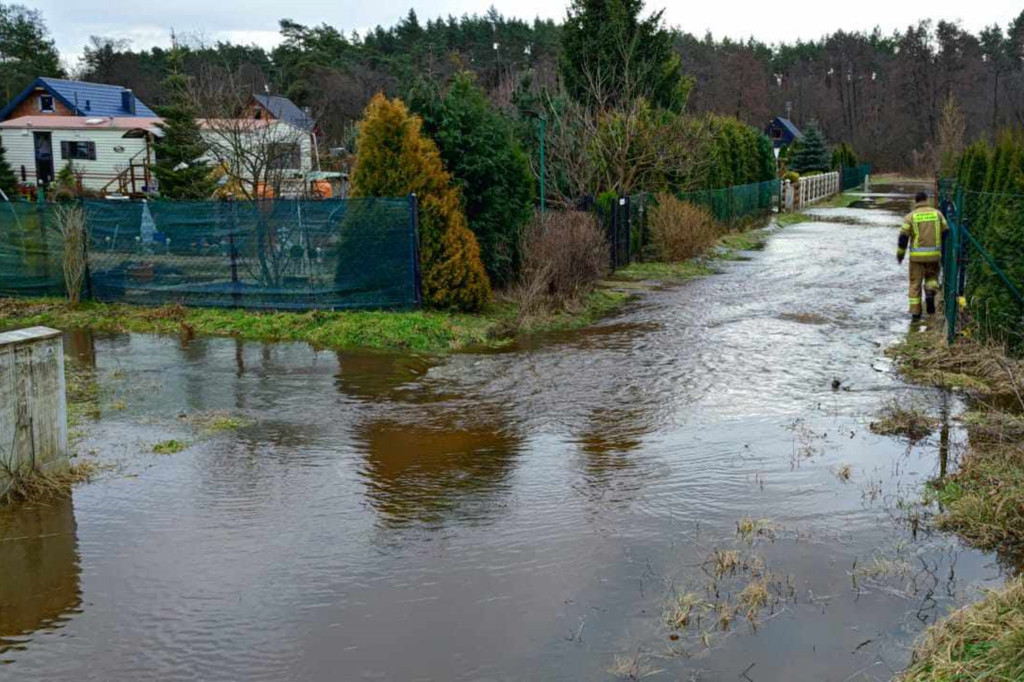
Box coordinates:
[409,193,423,307]
[80,198,93,302]
[228,203,241,308]
[618,195,626,264]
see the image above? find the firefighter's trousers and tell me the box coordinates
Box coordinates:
[908,261,940,315]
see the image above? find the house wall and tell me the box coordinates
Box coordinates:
[200,121,314,195]
[3,88,76,121]
[240,101,278,122]
[1,127,150,192]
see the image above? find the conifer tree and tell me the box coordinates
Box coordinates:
[559,0,689,111]
[351,94,491,311]
[409,73,534,287]
[789,122,830,174]
[152,50,216,199]
[0,139,19,197]
[830,142,858,170]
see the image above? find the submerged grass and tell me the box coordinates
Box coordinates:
[870,399,936,442]
[821,192,863,209]
[0,459,104,506]
[152,439,188,455]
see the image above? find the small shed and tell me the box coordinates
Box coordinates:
[765,117,804,148]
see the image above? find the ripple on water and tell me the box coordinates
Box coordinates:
[0,209,1003,681]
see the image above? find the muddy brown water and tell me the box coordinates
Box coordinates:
[0,204,1007,681]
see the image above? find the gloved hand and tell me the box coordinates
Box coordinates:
[897,255,904,265]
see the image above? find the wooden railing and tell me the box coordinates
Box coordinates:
[101,146,152,196]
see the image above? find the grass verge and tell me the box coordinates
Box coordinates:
[889,324,1024,679]
[899,577,1024,681]
[613,260,714,283]
[0,290,636,355]
[776,212,811,227]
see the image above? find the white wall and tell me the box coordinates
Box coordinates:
[199,121,314,175]
[0,127,149,192]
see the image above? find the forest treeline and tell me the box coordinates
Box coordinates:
[5,3,1024,172]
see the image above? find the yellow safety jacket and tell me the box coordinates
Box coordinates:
[899,203,949,264]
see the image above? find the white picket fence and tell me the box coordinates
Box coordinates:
[782,171,841,211]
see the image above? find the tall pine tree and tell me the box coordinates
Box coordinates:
[559,0,689,111]
[152,50,216,199]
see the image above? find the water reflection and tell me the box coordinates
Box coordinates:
[62,329,96,367]
[573,404,659,504]
[354,416,522,527]
[0,498,81,656]
[333,351,435,402]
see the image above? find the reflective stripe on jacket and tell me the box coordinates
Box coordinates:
[899,204,949,264]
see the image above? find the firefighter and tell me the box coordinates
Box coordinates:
[897,191,949,320]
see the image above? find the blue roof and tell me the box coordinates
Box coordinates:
[775,117,804,140]
[0,77,157,120]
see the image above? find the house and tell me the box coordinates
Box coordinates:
[765,117,803,149]
[198,116,316,198]
[0,78,158,191]
[0,78,321,197]
[0,116,162,194]
[246,93,315,133]
[197,93,322,197]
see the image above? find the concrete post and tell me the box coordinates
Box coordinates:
[0,327,68,498]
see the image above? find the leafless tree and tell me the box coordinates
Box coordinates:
[188,63,310,201]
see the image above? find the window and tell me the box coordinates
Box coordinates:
[40,95,55,112]
[267,142,301,170]
[60,141,97,161]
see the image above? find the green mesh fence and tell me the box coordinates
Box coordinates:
[0,203,66,297]
[0,197,421,310]
[937,180,1024,351]
[677,179,779,224]
[841,164,871,191]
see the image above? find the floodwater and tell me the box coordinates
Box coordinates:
[0,202,1006,681]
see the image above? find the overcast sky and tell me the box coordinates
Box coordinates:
[31,0,1020,70]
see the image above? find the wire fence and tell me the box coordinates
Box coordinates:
[937,179,1024,351]
[0,197,421,311]
[677,179,779,225]
[841,164,871,191]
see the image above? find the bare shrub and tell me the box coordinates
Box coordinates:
[513,210,609,316]
[55,203,87,306]
[648,194,721,262]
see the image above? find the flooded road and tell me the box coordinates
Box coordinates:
[0,202,1005,681]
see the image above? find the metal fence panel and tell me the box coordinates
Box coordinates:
[0,197,420,311]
